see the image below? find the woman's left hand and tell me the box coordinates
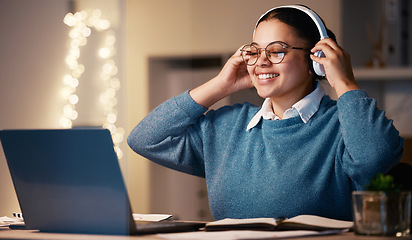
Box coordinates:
[310,38,359,98]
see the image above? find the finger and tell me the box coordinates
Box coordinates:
[311,43,332,55]
[310,52,325,64]
[312,38,341,54]
[236,44,248,54]
[231,45,248,64]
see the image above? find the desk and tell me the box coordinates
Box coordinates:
[0,228,409,240]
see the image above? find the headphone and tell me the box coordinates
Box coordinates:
[253,5,329,77]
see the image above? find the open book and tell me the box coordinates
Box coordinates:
[205,215,353,231]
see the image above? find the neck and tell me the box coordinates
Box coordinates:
[270,81,316,119]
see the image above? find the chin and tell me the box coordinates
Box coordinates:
[255,89,275,99]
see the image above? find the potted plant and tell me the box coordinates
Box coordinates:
[352,174,411,236]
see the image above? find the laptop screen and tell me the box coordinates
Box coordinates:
[0,128,135,235]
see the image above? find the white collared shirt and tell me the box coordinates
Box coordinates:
[246,83,325,131]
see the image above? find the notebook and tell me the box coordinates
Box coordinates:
[0,128,205,235]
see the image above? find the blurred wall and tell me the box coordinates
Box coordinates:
[0,0,70,216]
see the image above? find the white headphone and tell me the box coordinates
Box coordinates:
[253,5,329,77]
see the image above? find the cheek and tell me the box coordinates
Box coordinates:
[247,66,255,77]
[283,55,310,74]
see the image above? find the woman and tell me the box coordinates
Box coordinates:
[128,5,403,221]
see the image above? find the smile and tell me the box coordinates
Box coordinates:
[258,73,279,79]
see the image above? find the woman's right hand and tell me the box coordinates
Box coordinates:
[189,46,254,108]
[217,45,254,93]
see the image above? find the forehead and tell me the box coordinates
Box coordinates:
[253,19,304,47]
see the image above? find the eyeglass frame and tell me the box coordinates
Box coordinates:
[240,41,308,66]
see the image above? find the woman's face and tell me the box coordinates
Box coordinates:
[248,19,314,102]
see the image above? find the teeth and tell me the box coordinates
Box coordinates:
[258,73,279,79]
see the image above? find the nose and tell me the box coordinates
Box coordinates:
[255,49,271,66]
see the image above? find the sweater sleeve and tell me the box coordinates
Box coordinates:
[127,91,208,177]
[337,90,403,189]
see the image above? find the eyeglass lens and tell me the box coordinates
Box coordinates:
[241,42,286,66]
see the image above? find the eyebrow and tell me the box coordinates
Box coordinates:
[250,41,283,47]
[250,42,260,46]
[250,41,286,46]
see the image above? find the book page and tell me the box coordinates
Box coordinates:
[205,215,353,231]
[207,218,277,227]
[283,215,353,229]
[133,213,173,222]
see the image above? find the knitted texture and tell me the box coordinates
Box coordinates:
[128,90,403,221]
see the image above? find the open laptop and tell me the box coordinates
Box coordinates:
[0,128,205,235]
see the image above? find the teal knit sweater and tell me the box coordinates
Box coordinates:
[127,90,403,221]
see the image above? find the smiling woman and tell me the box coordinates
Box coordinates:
[247,19,314,109]
[128,4,403,221]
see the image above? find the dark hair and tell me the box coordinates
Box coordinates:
[257,6,336,49]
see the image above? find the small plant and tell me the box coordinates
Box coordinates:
[357,174,410,236]
[366,173,402,194]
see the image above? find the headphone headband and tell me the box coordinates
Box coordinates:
[253,5,329,40]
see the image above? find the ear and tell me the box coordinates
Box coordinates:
[307,55,314,75]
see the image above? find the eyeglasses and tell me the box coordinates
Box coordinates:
[240,41,307,66]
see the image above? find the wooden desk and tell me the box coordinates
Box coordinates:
[0,228,410,240]
[0,228,159,240]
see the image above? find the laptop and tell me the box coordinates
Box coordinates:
[0,128,205,235]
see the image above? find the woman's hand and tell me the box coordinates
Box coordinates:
[310,38,359,98]
[189,46,253,108]
[217,45,254,93]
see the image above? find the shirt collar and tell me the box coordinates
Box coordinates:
[246,82,325,131]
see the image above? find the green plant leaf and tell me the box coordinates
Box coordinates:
[366,173,402,193]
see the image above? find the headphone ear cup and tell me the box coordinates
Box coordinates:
[312,50,326,77]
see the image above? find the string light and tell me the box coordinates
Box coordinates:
[61,9,124,159]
